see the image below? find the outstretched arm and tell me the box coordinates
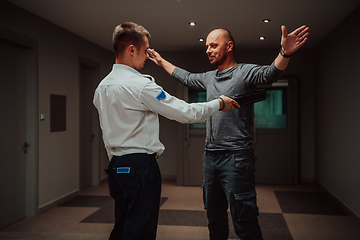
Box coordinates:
[147,49,176,75]
[274,25,310,70]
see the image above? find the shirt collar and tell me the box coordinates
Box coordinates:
[112,64,141,76]
[112,64,154,81]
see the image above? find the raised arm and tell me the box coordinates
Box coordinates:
[274,25,309,70]
[146,49,239,111]
[147,49,176,75]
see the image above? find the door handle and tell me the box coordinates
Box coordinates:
[23,142,29,154]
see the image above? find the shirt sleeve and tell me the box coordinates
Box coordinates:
[242,61,284,87]
[139,80,220,124]
[172,67,208,91]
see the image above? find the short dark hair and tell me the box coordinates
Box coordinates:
[112,22,151,57]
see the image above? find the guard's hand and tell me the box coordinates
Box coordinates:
[218,95,240,112]
[281,25,309,55]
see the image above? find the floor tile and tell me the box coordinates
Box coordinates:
[259,213,293,240]
[156,225,210,239]
[158,209,207,227]
[60,195,112,208]
[284,213,360,240]
[256,185,282,213]
[275,191,347,215]
[0,232,109,240]
[1,207,112,234]
[161,184,204,211]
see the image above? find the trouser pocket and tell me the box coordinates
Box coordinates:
[233,190,259,221]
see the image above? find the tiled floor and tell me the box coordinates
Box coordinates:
[1,180,360,240]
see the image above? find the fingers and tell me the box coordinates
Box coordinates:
[294,27,309,50]
[281,25,288,38]
[295,27,310,43]
[219,96,240,112]
[285,25,309,39]
[291,25,307,35]
[298,34,309,46]
[290,26,309,39]
[147,49,155,58]
[282,25,310,53]
[147,49,162,65]
[232,99,240,108]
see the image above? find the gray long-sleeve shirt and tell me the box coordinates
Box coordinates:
[172,62,284,151]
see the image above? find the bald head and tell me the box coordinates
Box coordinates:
[207,29,235,52]
[205,29,237,70]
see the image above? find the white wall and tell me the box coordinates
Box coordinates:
[1,2,114,208]
[314,6,360,219]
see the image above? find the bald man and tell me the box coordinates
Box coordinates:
[149,25,309,240]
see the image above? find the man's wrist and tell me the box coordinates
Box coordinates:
[280,47,293,58]
[217,97,225,111]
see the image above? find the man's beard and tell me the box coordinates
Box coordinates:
[209,54,226,66]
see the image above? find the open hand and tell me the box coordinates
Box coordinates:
[281,25,309,55]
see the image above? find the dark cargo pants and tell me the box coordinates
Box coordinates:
[203,149,263,240]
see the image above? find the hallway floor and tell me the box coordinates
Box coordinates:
[1,180,360,240]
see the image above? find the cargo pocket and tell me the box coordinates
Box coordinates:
[234,191,259,221]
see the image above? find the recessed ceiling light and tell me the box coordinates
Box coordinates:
[263,19,270,23]
[198,38,204,42]
[259,36,265,41]
[189,22,196,27]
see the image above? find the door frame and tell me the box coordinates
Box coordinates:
[0,28,39,217]
[254,77,299,184]
[78,57,101,188]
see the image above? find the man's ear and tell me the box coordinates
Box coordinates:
[227,41,234,52]
[128,45,135,56]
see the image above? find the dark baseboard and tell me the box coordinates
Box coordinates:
[38,190,79,215]
[315,180,360,225]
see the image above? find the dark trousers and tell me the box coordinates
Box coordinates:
[203,149,263,240]
[106,153,161,240]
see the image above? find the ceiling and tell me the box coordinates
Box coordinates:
[7,0,360,52]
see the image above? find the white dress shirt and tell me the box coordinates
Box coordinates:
[93,64,220,159]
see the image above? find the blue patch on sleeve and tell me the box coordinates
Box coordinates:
[156,90,166,101]
[117,167,131,174]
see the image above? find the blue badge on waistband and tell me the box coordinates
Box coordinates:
[156,90,166,101]
[117,167,131,174]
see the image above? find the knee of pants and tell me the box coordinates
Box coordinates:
[232,190,259,221]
